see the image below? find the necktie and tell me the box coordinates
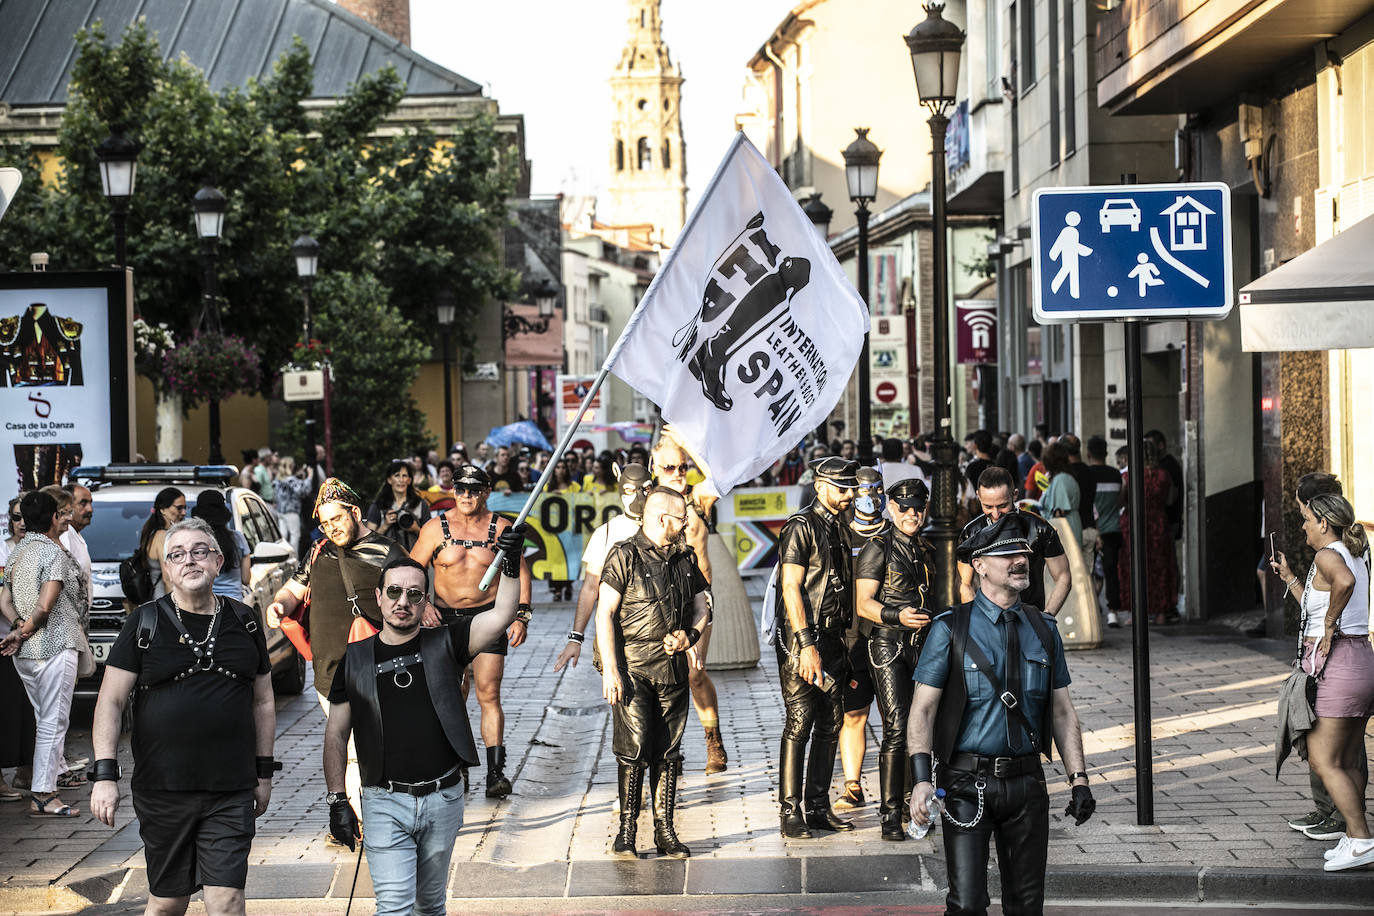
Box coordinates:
[1001,609,1025,749]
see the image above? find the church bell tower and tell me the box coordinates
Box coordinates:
[606,0,687,246]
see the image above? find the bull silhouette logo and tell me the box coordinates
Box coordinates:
[672,212,810,411]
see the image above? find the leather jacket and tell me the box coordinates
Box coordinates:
[775,501,854,642]
[857,526,933,629]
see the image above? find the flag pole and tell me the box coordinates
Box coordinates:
[479,131,750,590]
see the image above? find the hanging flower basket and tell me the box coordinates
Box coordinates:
[279,338,332,373]
[132,317,176,389]
[163,331,261,409]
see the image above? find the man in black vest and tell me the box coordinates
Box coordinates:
[908,514,1096,916]
[323,524,525,916]
[855,477,935,840]
[774,456,858,838]
[957,466,1070,617]
[596,487,709,859]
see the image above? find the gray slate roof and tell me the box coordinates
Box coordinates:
[0,0,483,106]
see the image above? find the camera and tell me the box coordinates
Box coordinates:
[397,510,416,530]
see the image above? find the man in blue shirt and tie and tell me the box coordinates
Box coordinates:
[907,513,1096,916]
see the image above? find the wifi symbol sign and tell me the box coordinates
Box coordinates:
[957,301,998,362]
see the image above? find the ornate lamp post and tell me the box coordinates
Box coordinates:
[436,289,457,453]
[292,234,320,491]
[96,133,139,269]
[193,185,227,464]
[842,128,882,467]
[905,1,965,608]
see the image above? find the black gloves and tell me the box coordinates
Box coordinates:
[1065,784,1096,826]
[329,798,361,851]
[496,522,527,579]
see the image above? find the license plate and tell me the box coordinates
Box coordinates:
[90,640,113,664]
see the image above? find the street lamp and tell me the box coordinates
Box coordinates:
[842,128,882,467]
[193,185,227,464]
[502,278,558,339]
[802,192,832,243]
[292,234,320,496]
[96,132,139,269]
[436,289,457,454]
[905,1,965,609]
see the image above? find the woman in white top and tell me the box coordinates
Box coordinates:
[1272,493,1373,871]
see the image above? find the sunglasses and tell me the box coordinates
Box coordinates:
[456,486,486,496]
[165,545,218,564]
[384,585,427,604]
[8,514,20,523]
[656,463,689,474]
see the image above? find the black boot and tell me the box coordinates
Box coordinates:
[804,739,854,832]
[651,763,690,858]
[879,752,907,841]
[687,330,734,411]
[613,763,643,858]
[778,738,812,838]
[485,745,512,798]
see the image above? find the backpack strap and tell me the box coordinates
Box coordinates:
[135,597,166,651]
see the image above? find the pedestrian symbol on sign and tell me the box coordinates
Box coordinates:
[1048,212,1093,299]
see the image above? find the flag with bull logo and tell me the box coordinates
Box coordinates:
[608,133,869,493]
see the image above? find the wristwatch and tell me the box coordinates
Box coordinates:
[326,791,348,805]
[515,603,533,624]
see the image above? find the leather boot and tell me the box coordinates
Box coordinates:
[704,726,728,775]
[651,763,690,858]
[778,738,812,838]
[879,752,907,841]
[687,331,734,410]
[485,745,512,798]
[612,763,643,858]
[804,739,854,832]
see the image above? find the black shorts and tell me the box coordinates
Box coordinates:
[843,637,875,713]
[132,788,255,897]
[439,602,506,656]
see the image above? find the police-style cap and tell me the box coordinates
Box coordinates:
[453,465,491,489]
[889,478,929,510]
[810,457,858,489]
[956,513,1031,562]
[856,467,883,488]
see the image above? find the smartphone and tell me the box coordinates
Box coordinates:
[813,669,837,692]
[1268,532,1276,558]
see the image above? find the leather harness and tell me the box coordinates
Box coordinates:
[430,512,498,565]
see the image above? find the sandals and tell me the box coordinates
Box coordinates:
[56,771,87,789]
[0,781,22,801]
[30,794,80,818]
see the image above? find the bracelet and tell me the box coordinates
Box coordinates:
[567,630,585,644]
[794,626,817,649]
[1286,576,1298,589]
[910,752,933,785]
[515,604,533,624]
[1069,771,1088,783]
[89,758,121,782]
[685,627,702,647]
[880,606,903,627]
[256,756,282,780]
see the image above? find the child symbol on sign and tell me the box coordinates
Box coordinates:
[1128,252,1165,297]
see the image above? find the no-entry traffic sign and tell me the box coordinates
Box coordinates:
[874,381,898,403]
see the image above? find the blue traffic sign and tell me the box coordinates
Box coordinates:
[1031,182,1232,323]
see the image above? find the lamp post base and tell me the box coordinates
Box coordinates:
[927,433,962,610]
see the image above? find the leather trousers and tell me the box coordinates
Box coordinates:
[939,766,1050,916]
[869,626,921,756]
[774,635,845,745]
[612,672,689,766]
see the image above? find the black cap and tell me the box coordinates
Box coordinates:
[888,478,929,510]
[811,457,858,489]
[956,513,1031,563]
[453,465,491,489]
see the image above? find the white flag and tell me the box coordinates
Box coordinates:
[609,134,869,493]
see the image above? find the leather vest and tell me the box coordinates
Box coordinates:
[874,527,934,617]
[593,532,699,685]
[343,630,479,785]
[775,502,853,641]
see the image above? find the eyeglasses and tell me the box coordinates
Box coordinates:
[656,463,689,474]
[8,514,20,523]
[164,545,219,564]
[659,512,688,524]
[456,486,485,497]
[384,585,427,604]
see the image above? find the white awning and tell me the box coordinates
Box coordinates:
[1239,212,1374,352]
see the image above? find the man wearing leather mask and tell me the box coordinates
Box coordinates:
[554,464,653,672]
[774,456,858,839]
[834,468,886,812]
[855,478,934,840]
[908,513,1095,916]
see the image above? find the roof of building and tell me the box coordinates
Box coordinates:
[0,0,483,107]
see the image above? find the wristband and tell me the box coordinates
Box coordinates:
[910,752,933,785]
[880,606,903,627]
[567,630,585,644]
[256,756,282,780]
[1286,576,1298,589]
[1069,771,1088,783]
[685,627,701,647]
[515,604,533,624]
[326,791,349,806]
[89,758,121,782]
[794,626,817,649]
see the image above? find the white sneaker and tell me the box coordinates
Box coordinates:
[1324,836,1374,871]
[1324,835,1350,861]
[1107,611,1120,628]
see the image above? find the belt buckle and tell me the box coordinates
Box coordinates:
[993,756,1014,778]
[999,690,1018,710]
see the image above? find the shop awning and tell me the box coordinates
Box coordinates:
[1240,212,1374,352]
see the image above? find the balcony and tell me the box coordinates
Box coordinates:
[589,306,610,325]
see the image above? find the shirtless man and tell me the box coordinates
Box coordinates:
[409,465,532,797]
[650,435,726,774]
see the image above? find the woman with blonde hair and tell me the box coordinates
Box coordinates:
[1272,493,1374,870]
[274,455,312,550]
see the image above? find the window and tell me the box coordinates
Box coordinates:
[637,98,647,110]
[1063,1,1076,155]
[1047,0,1059,166]
[986,1,1000,100]
[662,139,671,169]
[616,139,624,171]
[1020,0,1035,92]
[638,137,652,170]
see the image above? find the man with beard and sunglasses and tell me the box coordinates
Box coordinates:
[908,513,1095,916]
[409,465,532,798]
[324,524,526,916]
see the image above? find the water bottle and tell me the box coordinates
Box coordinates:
[907,788,946,840]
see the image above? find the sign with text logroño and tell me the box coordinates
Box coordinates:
[0,272,133,491]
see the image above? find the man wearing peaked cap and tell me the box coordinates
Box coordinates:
[958,466,1070,617]
[907,510,1096,915]
[773,456,859,838]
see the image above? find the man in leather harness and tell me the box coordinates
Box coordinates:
[775,456,858,839]
[855,477,935,841]
[409,465,532,798]
[324,524,525,916]
[908,513,1096,916]
[596,487,710,859]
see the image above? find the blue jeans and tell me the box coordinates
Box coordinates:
[361,784,464,916]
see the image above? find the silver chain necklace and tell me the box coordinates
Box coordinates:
[173,597,222,656]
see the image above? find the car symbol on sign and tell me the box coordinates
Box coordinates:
[1099,199,1141,233]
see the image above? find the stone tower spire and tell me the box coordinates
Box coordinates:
[606,0,686,246]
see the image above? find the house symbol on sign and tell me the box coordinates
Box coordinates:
[1160,195,1214,251]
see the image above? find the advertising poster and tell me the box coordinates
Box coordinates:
[0,272,132,493]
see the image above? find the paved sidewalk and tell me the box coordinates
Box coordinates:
[3,579,1371,912]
